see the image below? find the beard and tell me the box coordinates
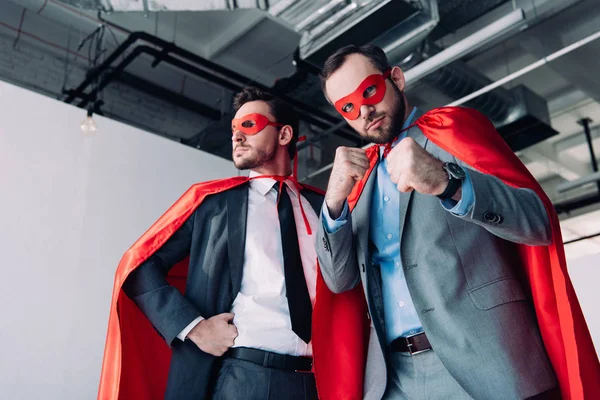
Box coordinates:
[362,84,407,145]
[232,142,276,170]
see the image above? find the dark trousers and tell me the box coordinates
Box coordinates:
[210,358,318,400]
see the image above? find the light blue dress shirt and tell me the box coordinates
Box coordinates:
[323,108,474,343]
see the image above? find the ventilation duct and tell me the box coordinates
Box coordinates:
[65,0,439,69]
[59,0,272,12]
[403,8,526,87]
[296,0,440,69]
[415,43,558,151]
[58,0,439,69]
[497,85,559,151]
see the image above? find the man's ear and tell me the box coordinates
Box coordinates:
[279,125,294,147]
[390,66,405,92]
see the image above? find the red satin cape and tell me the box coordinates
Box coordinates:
[98,177,248,400]
[311,107,600,400]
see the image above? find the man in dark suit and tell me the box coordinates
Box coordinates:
[121,87,322,400]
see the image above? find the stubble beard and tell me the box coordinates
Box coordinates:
[363,84,407,145]
[233,142,277,171]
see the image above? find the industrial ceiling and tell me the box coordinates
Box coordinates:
[1,0,600,258]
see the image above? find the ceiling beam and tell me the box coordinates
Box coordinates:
[554,124,600,152]
[204,11,268,59]
[521,141,591,180]
[517,1,600,104]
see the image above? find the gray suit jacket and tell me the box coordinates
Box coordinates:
[124,182,324,400]
[316,118,558,400]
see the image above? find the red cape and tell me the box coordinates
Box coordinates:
[98,177,247,400]
[98,176,329,399]
[311,107,600,400]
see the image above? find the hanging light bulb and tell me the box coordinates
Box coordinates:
[80,108,97,136]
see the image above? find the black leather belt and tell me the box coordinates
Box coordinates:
[225,347,313,372]
[390,332,432,355]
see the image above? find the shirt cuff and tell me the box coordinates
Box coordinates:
[177,316,204,341]
[321,200,349,233]
[440,170,475,216]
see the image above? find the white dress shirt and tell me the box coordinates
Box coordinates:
[177,171,319,357]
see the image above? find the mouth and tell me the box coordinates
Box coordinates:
[234,146,249,154]
[366,117,385,132]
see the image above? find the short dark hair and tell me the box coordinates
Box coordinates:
[232,86,300,160]
[319,44,391,100]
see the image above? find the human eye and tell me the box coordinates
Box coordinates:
[363,85,377,98]
[342,103,354,113]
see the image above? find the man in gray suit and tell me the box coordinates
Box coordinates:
[122,87,321,400]
[316,45,560,399]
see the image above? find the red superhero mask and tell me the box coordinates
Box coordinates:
[231,113,283,135]
[333,69,391,120]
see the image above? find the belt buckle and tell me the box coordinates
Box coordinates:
[294,358,313,373]
[404,331,431,356]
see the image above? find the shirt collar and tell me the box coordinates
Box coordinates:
[402,107,418,131]
[248,170,298,198]
[379,107,419,158]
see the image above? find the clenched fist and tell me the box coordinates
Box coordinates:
[325,147,370,218]
[187,313,238,356]
[386,137,460,200]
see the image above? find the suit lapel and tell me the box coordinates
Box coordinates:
[352,164,390,344]
[398,113,428,245]
[352,164,378,265]
[226,183,248,297]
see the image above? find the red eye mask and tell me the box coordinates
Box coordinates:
[333,69,391,120]
[231,113,282,135]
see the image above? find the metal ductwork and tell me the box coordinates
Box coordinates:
[412,43,558,151]
[418,42,515,122]
[373,0,439,66]
[296,0,440,69]
[58,0,272,12]
[57,0,556,153]
[64,0,440,71]
[497,85,559,151]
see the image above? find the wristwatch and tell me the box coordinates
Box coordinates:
[437,162,466,200]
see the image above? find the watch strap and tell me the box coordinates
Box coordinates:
[437,175,461,200]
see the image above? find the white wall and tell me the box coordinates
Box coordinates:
[565,251,600,357]
[0,81,237,399]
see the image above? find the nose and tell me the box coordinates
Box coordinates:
[232,130,245,143]
[360,104,375,120]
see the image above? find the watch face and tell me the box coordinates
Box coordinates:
[446,163,466,179]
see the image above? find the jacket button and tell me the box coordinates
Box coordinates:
[483,212,502,224]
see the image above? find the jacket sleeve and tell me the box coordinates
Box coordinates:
[122,211,202,346]
[316,201,361,294]
[452,161,552,246]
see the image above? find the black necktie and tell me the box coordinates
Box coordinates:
[276,183,312,343]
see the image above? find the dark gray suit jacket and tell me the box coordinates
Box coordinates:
[317,119,558,400]
[123,182,324,400]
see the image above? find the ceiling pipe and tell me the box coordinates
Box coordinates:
[404,8,527,89]
[62,31,356,134]
[449,29,600,107]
